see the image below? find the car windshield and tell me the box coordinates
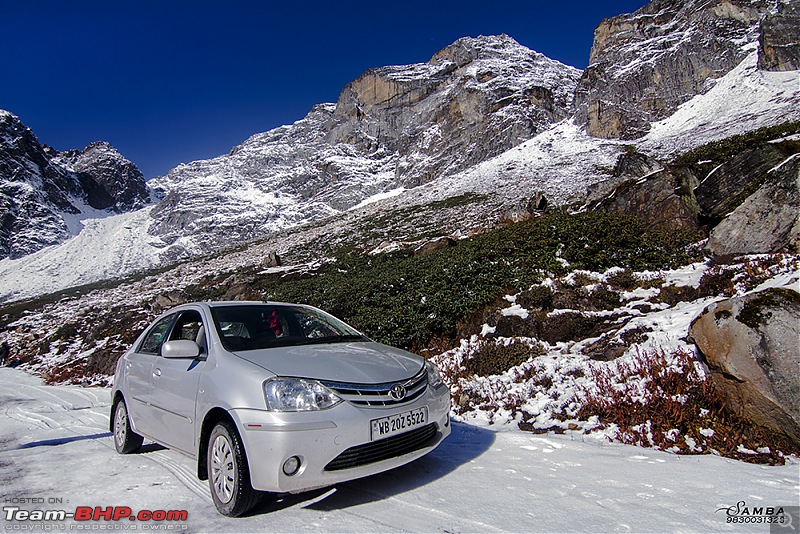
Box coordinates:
[210,304,368,352]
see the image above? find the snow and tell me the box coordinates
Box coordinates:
[431,261,799,434]
[1,366,797,533]
[417,119,624,208]
[501,303,529,319]
[350,187,406,210]
[0,208,165,303]
[641,52,800,157]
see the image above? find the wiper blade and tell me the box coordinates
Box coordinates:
[304,334,368,345]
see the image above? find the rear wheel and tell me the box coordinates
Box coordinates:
[207,420,261,516]
[113,399,143,454]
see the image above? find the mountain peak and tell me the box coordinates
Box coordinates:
[430,34,532,66]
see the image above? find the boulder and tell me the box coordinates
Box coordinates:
[689,287,800,445]
[594,165,702,230]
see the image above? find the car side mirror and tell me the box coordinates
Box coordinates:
[161,340,201,359]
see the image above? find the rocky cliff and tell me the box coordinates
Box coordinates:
[758,0,800,71]
[56,142,150,212]
[328,35,580,186]
[574,0,772,139]
[0,111,150,259]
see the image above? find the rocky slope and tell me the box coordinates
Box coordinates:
[0,111,150,259]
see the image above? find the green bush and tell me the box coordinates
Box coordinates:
[674,120,800,165]
[252,211,700,350]
[464,340,545,377]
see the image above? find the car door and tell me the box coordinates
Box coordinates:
[124,313,176,437]
[147,309,207,454]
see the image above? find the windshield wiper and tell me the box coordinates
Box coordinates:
[303,334,368,345]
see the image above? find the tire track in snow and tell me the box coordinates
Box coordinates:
[147,450,210,500]
[331,485,506,532]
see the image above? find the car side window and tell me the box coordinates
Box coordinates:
[169,310,207,354]
[138,314,176,354]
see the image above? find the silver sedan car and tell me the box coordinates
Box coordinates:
[110,301,451,516]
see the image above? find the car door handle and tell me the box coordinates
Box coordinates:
[153,368,162,378]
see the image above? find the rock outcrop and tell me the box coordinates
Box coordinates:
[694,144,792,223]
[706,152,800,255]
[0,111,150,259]
[592,148,704,230]
[758,0,800,71]
[689,287,800,445]
[56,142,149,212]
[574,0,768,139]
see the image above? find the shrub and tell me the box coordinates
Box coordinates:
[464,340,545,377]
[654,284,699,306]
[261,211,701,350]
[576,349,799,464]
[517,285,554,310]
[674,120,800,165]
[696,267,736,298]
[606,269,638,290]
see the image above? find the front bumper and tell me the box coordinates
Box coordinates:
[230,384,451,493]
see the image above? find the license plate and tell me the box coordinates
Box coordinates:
[370,407,428,441]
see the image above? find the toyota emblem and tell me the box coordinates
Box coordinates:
[389,384,406,400]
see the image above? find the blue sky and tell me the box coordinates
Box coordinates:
[1,1,648,179]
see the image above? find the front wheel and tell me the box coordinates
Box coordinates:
[113,399,143,454]
[207,421,261,516]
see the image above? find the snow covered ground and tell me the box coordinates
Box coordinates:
[1,367,797,533]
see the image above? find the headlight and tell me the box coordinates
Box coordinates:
[425,361,444,389]
[263,377,343,412]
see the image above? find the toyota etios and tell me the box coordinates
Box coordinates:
[111,301,451,516]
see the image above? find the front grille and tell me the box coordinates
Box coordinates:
[321,368,428,407]
[324,423,438,471]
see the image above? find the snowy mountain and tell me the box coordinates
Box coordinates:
[0,111,150,259]
[0,0,799,303]
[147,35,582,258]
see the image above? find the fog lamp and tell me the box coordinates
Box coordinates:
[282,456,301,476]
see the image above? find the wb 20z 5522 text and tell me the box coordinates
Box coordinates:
[371,407,428,440]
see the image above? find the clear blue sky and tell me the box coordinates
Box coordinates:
[1,1,648,179]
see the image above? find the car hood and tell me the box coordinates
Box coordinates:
[232,342,424,383]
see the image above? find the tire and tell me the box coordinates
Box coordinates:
[207,420,261,517]
[113,399,143,454]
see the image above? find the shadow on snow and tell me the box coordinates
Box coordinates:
[251,421,496,515]
[17,432,112,449]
